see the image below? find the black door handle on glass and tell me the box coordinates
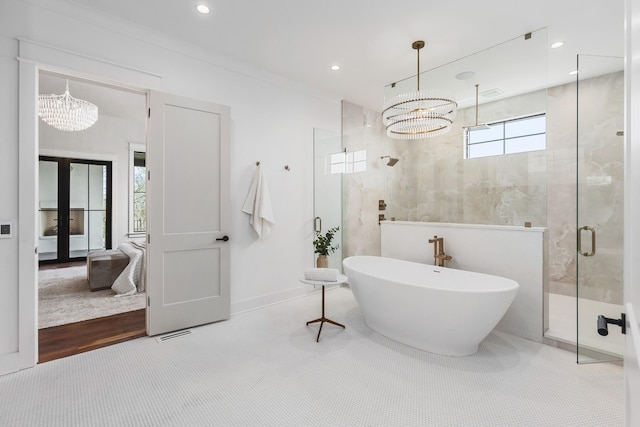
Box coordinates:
[216,235,230,242]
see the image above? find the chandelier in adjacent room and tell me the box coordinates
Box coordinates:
[38,80,98,131]
[382,41,457,139]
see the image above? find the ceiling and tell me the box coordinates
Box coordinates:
[38,0,624,112]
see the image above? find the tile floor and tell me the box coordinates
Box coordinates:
[0,286,624,427]
[547,293,625,359]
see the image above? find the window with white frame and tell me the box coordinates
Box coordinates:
[330,149,367,174]
[464,113,546,159]
[128,143,146,234]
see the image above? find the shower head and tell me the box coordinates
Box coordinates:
[464,123,491,131]
[380,156,399,166]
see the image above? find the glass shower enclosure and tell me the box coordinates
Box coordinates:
[313,128,343,270]
[576,54,625,363]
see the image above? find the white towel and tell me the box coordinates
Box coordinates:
[304,268,339,282]
[241,165,275,240]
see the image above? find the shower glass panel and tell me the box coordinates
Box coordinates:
[576,54,624,363]
[313,128,343,270]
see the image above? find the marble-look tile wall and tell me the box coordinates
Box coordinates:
[342,70,623,303]
[341,101,391,257]
[548,71,624,303]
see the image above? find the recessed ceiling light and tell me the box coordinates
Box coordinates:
[330,65,340,71]
[569,70,580,76]
[455,71,475,80]
[196,4,211,14]
[550,41,564,49]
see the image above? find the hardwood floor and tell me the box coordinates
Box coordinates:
[39,260,86,270]
[38,309,146,363]
[38,260,147,363]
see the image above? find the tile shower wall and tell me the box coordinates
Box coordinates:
[572,71,624,303]
[341,101,392,257]
[342,71,623,303]
[546,71,624,304]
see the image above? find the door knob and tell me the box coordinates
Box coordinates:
[216,235,229,242]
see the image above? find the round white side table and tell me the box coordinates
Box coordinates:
[299,274,348,342]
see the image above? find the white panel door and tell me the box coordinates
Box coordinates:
[147,91,230,336]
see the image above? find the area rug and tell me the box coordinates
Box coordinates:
[39,266,146,329]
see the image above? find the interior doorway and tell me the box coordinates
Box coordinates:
[37,71,147,362]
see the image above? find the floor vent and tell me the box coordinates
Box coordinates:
[155,329,193,343]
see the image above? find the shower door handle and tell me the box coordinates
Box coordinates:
[314,216,322,233]
[578,226,596,257]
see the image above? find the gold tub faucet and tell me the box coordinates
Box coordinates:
[428,235,452,267]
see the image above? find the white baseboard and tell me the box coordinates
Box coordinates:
[231,283,341,316]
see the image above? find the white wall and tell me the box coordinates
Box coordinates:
[381,221,548,342]
[0,0,340,371]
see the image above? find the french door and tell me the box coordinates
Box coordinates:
[38,156,112,263]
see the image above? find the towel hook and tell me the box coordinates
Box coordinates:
[284,165,290,171]
[256,161,260,166]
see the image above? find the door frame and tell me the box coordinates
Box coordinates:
[14,55,152,373]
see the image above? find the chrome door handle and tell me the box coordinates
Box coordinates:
[578,226,596,257]
[314,216,322,233]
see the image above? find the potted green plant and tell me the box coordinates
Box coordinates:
[313,226,340,268]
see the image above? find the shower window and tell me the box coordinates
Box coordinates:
[465,113,546,159]
[330,149,367,174]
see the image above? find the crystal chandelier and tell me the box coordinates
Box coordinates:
[38,80,98,131]
[382,41,457,139]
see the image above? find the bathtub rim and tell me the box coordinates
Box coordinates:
[343,255,520,294]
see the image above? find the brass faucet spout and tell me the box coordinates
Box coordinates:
[428,235,441,258]
[428,235,451,267]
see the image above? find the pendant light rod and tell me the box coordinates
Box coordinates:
[413,40,425,91]
[475,84,480,126]
[464,83,489,131]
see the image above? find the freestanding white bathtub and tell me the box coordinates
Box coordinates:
[342,256,519,356]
